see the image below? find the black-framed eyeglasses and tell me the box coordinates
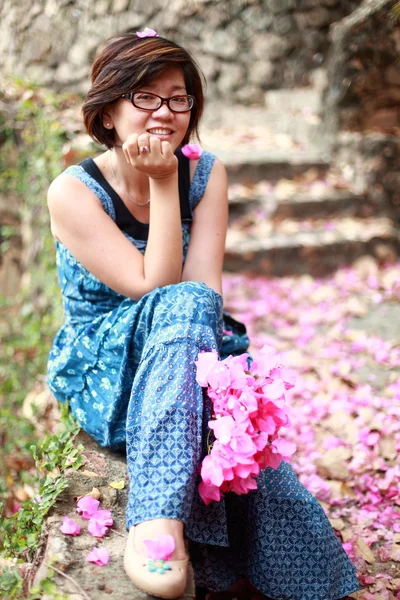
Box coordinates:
[121,91,195,113]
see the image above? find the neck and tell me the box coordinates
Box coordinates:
[108,151,150,209]
[110,148,150,198]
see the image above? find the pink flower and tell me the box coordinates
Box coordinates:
[181,144,203,160]
[76,496,100,519]
[195,351,219,387]
[229,475,258,495]
[86,546,110,566]
[143,534,175,560]
[258,445,283,470]
[136,28,159,38]
[201,454,225,487]
[92,509,113,527]
[342,542,353,555]
[272,437,297,458]
[250,345,279,376]
[88,509,113,538]
[88,520,108,538]
[195,344,295,503]
[233,460,260,479]
[209,416,236,444]
[237,388,258,414]
[198,481,221,505]
[60,516,81,536]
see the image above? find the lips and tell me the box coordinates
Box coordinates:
[147,128,174,135]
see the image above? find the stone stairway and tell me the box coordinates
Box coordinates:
[200,98,400,278]
[224,168,400,277]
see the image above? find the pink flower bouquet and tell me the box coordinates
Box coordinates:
[195,345,297,504]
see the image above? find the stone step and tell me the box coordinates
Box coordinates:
[33,429,196,600]
[228,188,384,222]
[200,99,331,184]
[224,217,400,277]
[211,149,330,185]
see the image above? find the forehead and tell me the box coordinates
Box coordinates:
[143,66,186,90]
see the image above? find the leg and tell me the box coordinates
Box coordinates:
[189,462,360,599]
[124,282,223,595]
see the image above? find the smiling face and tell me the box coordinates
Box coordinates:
[104,67,191,151]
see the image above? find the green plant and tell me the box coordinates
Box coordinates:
[1,404,83,562]
[0,565,68,600]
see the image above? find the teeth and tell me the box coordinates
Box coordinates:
[148,129,172,135]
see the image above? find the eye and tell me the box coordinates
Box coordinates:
[135,93,156,101]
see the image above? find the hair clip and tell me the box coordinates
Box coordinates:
[136,28,159,38]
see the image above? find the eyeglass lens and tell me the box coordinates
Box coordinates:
[133,92,193,112]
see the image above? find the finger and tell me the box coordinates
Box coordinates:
[137,133,150,155]
[123,133,139,164]
[161,140,173,157]
[149,135,161,155]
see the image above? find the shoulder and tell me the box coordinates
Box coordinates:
[202,153,227,189]
[189,151,227,209]
[47,165,102,215]
[48,167,87,203]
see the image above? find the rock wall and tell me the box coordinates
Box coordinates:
[322,0,400,223]
[323,0,400,135]
[0,0,361,103]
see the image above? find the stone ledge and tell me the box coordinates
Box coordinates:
[31,431,196,600]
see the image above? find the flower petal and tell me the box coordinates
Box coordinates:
[136,28,159,38]
[86,546,110,566]
[143,534,175,560]
[60,516,81,536]
[76,496,100,519]
[181,144,203,160]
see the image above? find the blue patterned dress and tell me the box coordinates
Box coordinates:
[47,151,360,599]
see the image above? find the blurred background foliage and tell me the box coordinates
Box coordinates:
[0,80,90,593]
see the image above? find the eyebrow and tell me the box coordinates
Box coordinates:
[143,84,187,92]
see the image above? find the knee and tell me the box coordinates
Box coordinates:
[157,281,222,322]
[174,281,216,296]
[171,281,222,310]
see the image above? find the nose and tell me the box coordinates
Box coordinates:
[151,100,174,117]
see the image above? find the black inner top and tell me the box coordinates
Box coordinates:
[79,148,191,241]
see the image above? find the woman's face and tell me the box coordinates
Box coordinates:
[105,66,191,151]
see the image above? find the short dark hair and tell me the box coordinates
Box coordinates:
[82,33,206,148]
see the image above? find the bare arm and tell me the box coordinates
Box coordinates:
[48,137,183,300]
[181,158,228,295]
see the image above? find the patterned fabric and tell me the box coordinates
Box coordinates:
[47,151,361,599]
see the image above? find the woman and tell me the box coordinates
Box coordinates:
[47,30,361,600]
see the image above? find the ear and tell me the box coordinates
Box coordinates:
[102,111,114,129]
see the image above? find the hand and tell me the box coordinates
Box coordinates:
[122,133,178,180]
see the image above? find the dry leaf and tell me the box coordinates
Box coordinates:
[81,470,101,478]
[341,529,354,542]
[390,544,400,561]
[379,436,397,461]
[328,518,346,531]
[315,447,352,480]
[324,411,358,444]
[356,538,375,564]
[388,579,400,591]
[86,487,101,500]
[109,480,125,490]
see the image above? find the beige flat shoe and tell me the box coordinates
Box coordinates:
[124,527,189,599]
